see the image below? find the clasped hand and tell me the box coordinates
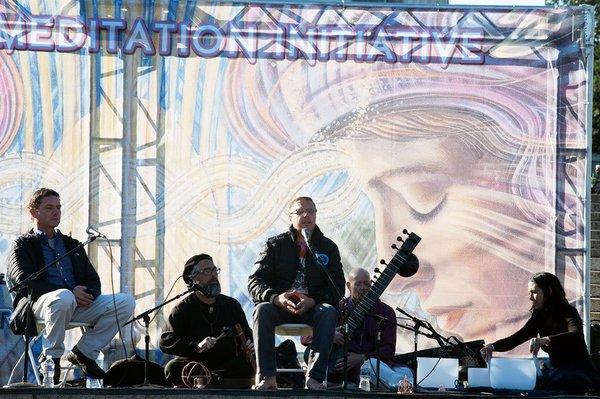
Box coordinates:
[274,290,315,315]
[334,352,364,371]
[73,285,94,307]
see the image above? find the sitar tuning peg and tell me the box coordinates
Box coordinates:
[396,236,404,242]
[374,267,381,274]
[379,259,387,265]
[402,229,409,235]
[391,243,398,250]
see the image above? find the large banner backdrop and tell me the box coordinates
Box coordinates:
[0,0,594,380]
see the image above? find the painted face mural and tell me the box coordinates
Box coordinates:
[0,3,589,374]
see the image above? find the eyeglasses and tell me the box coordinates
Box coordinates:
[290,208,317,216]
[197,267,220,276]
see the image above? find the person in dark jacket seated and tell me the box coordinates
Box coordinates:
[6,188,135,384]
[480,272,600,393]
[248,196,345,390]
[159,254,255,387]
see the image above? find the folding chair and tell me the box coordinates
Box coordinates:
[5,285,93,388]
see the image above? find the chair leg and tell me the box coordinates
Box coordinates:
[6,351,26,385]
[6,334,42,386]
[29,337,41,386]
[56,327,88,387]
[57,362,75,388]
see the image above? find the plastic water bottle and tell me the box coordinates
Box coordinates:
[359,362,371,391]
[86,378,103,388]
[42,358,55,388]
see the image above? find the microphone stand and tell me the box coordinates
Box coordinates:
[361,313,391,391]
[375,318,384,390]
[123,285,209,387]
[301,229,347,389]
[395,307,459,389]
[8,233,99,387]
[340,303,350,391]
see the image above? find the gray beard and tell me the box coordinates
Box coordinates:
[205,282,221,297]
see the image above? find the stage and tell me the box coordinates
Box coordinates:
[0,387,598,399]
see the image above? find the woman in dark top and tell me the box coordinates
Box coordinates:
[480,272,599,393]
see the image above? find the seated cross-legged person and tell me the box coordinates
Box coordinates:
[160,254,255,387]
[302,268,413,388]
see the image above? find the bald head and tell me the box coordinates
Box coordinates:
[349,268,369,281]
[347,267,371,301]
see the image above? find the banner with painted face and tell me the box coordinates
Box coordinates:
[0,1,592,379]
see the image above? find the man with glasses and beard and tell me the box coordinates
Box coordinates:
[160,254,255,387]
[248,196,345,390]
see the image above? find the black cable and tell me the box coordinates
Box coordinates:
[416,356,443,387]
[368,357,391,391]
[106,236,128,358]
[149,275,182,324]
[131,275,184,358]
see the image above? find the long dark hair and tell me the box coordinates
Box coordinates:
[530,272,569,313]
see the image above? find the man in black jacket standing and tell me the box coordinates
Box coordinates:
[248,196,345,390]
[6,188,135,384]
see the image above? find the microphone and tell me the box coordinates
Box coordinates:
[86,226,105,238]
[301,228,312,249]
[190,283,211,297]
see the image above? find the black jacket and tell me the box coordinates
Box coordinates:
[159,293,252,366]
[6,229,101,334]
[492,304,592,368]
[248,225,345,305]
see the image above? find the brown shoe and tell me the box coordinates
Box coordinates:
[66,346,106,379]
[305,377,325,390]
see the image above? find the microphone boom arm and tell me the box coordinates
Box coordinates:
[10,234,98,294]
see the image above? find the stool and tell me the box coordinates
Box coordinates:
[275,323,313,337]
[275,324,312,374]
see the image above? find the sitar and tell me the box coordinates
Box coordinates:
[342,230,420,336]
[316,230,421,373]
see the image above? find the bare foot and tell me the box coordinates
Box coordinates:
[253,376,278,390]
[305,377,325,390]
